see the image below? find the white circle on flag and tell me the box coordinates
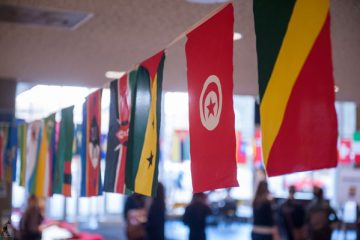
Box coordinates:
[199,75,222,131]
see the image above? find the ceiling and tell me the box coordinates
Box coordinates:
[0,0,359,103]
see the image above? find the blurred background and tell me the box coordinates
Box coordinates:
[0,0,359,239]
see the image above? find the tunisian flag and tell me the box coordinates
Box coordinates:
[186,3,238,192]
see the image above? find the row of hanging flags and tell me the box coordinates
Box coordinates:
[0,0,339,197]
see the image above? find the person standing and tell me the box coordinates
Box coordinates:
[146,182,165,240]
[279,185,305,240]
[305,186,338,240]
[183,192,211,240]
[124,193,147,240]
[19,195,44,240]
[252,180,279,240]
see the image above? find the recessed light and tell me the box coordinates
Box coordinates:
[105,71,125,79]
[233,32,242,41]
[334,85,339,93]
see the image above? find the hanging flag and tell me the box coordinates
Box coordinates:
[172,132,181,162]
[126,51,165,196]
[354,132,360,165]
[253,0,338,176]
[28,114,55,197]
[104,73,135,193]
[0,124,9,181]
[81,90,102,197]
[73,124,81,156]
[29,120,47,196]
[26,121,41,192]
[236,132,247,164]
[186,3,238,192]
[6,123,17,183]
[253,128,263,167]
[53,106,74,196]
[45,114,56,195]
[18,123,27,186]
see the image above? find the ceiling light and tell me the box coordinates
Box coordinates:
[105,71,125,79]
[233,32,242,41]
[334,85,339,93]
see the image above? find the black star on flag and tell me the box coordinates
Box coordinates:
[147,151,153,168]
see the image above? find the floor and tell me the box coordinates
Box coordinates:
[78,220,358,240]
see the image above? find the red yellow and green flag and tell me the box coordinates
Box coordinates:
[253,0,338,176]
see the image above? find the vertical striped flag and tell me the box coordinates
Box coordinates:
[104,72,135,193]
[46,114,56,195]
[253,0,338,176]
[354,132,360,165]
[28,114,55,197]
[6,123,17,183]
[126,51,165,196]
[18,123,27,187]
[0,124,9,181]
[53,106,74,196]
[26,121,41,192]
[81,90,102,196]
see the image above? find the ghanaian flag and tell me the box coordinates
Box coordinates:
[254,0,338,176]
[125,51,165,196]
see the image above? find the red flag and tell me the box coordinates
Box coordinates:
[186,3,238,192]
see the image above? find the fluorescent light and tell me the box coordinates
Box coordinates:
[334,85,339,93]
[105,71,125,79]
[233,32,242,41]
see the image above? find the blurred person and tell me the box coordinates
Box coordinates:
[146,182,165,240]
[305,186,338,240]
[279,185,305,240]
[252,180,280,240]
[342,187,360,240]
[124,193,147,240]
[183,192,212,240]
[19,195,44,240]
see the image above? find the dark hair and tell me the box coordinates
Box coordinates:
[192,192,207,203]
[313,186,324,200]
[253,180,269,208]
[27,195,39,208]
[289,185,296,195]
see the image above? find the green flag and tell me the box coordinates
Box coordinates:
[53,106,74,195]
[18,123,27,187]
